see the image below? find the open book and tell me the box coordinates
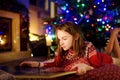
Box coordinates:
[0,58,76,79]
[14,67,76,79]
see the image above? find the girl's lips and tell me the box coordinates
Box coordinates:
[62,46,65,49]
[62,46,66,48]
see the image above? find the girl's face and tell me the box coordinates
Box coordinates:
[57,30,73,51]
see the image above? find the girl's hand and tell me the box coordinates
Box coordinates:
[70,63,94,75]
[19,61,40,68]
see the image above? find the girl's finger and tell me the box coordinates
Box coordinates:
[70,64,78,70]
[77,67,86,75]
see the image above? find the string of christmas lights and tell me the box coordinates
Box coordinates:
[43,0,120,48]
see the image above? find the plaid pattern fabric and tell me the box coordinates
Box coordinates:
[43,64,120,80]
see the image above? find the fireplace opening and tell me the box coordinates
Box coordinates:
[0,17,12,52]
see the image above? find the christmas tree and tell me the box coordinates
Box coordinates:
[44,0,120,49]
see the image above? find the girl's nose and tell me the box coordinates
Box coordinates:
[60,41,64,46]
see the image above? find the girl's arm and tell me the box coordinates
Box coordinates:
[42,54,63,67]
[20,55,62,68]
[70,63,94,75]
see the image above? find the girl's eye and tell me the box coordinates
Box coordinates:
[63,38,67,40]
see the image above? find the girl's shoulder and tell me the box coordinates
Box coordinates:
[84,41,96,52]
[84,41,93,46]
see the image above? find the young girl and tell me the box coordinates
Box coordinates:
[20,22,120,75]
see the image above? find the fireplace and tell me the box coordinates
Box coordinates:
[0,17,12,52]
[0,10,21,52]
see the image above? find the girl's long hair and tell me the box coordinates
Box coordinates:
[56,22,85,58]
